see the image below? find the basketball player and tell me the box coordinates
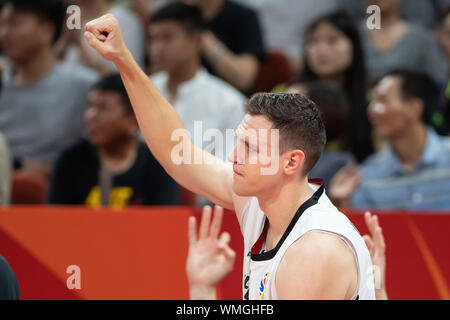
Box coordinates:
[84,14,375,300]
[186,206,387,300]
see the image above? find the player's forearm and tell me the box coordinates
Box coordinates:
[114,49,192,172]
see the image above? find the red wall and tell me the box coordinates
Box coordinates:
[0,206,449,300]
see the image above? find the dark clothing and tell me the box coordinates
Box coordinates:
[203,1,265,74]
[47,139,179,206]
[0,254,20,300]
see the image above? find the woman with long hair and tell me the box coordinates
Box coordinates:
[296,11,373,162]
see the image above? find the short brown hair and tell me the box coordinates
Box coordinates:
[245,93,326,175]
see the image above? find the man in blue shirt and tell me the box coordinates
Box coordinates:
[330,69,450,210]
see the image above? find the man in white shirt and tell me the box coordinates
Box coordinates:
[148,3,245,159]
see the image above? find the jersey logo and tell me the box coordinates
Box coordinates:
[259,272,270,300]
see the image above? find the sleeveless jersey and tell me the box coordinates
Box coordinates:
[240,181,376,300]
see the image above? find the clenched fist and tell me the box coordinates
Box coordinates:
[84,13,129,63]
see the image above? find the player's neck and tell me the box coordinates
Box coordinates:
[257,178,313,250]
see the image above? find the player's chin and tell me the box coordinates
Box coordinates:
[232,179,254,197]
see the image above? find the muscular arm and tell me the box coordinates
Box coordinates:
[276,232,358,300]
[84,14,250,216]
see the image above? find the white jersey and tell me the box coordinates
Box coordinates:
[240,181,376,300]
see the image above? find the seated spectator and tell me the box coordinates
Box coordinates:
[47,74,179,207]
[0,0,98,177]
[287,81,355,189]
[0,254,20,300]
[330,70,450,210]
[298,11,374,162]
[148,3,245,159]
[0,132,11,206]
[358,0,446,84]
[178,0,265,93]
[56,0,146,73]
[233,0,340,72]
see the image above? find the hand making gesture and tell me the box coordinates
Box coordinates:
[186,206,236,300]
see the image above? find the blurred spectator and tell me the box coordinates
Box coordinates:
[288,81,355,189]
[56,0,146,73]
[0,132,10,206]
[177,0,265,93]
[0,254,20,300]
[358,0,446,84]
[0,0,98,177]
[149,3,245,159]
[233,0,340,72]
[330,70,450,210]
[47,74,179,207]
[297,11,374,162]
[343,0,450,29]
[435,6,450,135]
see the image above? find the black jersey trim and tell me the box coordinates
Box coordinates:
[250,181,325,262]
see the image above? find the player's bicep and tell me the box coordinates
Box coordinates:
[276,233,355,300]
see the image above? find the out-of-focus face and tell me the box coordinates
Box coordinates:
[228,114,301,197]
[368,76,420,140]
[439,14,450,60]
[306,22,353,79]
[0,4,52,62]
[84,90,137,147]
[365,0,400,15]
[148,20,200,73]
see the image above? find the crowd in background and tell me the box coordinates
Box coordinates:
[0,0,450,210]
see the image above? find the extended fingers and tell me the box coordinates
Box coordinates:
[199,206,212,240]
[209,206,224,239]
[365,211,378,236]
[374,226,386,254]
[188,216,197,246]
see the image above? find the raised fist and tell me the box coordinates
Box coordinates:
[84,13,128,63]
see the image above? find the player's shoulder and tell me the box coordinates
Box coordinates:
[286,231,352,263]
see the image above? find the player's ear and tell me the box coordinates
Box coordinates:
[283,150,305,176]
